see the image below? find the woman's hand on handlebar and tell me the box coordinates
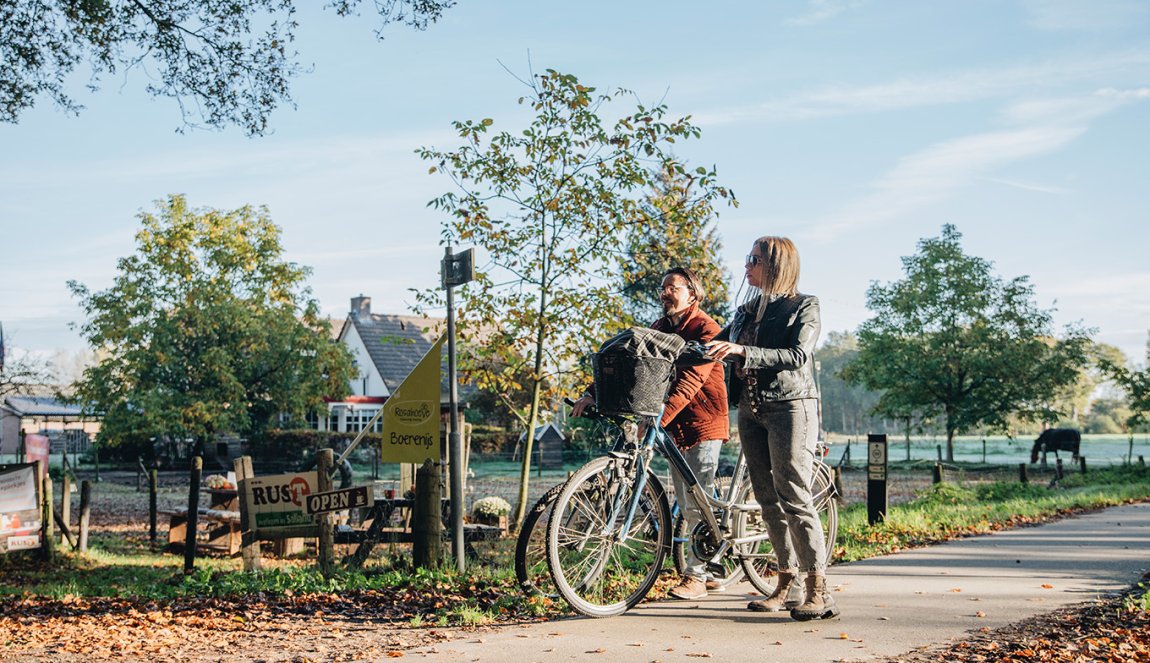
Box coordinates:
[705,341,745,362]
[570,395,596,418]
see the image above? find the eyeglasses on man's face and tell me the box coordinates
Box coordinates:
[656,284,690,295]
[745,254,762,267]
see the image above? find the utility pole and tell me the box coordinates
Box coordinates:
[442,246,474,572]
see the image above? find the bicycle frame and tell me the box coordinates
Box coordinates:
[611,410,771,566]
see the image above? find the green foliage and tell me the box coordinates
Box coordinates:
[179,566,358,597]
[843,224,1093,461]
[68,195,357,447]
[415,69,733,524]
[0,1,455,135]
[244,429,381,467]
[1098,333,1150,430]
[619,168,734,324]
[1124,582,1150,612]
[817,331,886,435]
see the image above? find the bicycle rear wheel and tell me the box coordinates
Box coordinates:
[515,483,563,597]
[546,456,671,617]
[735,460,838,595]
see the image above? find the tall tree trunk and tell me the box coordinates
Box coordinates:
[512,344,545,530]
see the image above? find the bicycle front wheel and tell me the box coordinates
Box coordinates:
[546,456,671,617]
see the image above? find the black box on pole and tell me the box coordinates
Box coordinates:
[867,434,888,525]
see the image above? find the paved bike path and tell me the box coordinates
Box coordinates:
[409,502,1150,662]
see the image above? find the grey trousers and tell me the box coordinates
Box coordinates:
[737,397,826,573]
[670,439,722,579]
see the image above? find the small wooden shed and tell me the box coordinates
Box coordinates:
[517,422,565,470]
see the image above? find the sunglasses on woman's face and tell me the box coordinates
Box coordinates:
[745,254,762,267]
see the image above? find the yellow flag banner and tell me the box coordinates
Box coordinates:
[380,336,445,464]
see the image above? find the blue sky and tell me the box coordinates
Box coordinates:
[1,0,1148,365]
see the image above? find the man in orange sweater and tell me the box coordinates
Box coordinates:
[573,267,729,599]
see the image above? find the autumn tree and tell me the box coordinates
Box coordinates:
[1,0,454,135]
[619,168,734,324]
[68,195,356,450]
[417,69,734,526]
[842,224,1092,462]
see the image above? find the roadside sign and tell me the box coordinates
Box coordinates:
[867,434,888,525]
[0,464,42,554]
[244,470,319,536]
[305,485,374,515]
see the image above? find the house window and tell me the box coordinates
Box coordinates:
[346,407,382,433]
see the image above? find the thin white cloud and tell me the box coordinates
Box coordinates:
[798,87,1149,242]
[981,177,1068,194]
[784,0,869,27]
[1023,0,1150,31]
[0,129,457,189]
[694,49,1150,126]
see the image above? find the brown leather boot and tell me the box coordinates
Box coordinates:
[790,574,840,621]
[747,571,804,612]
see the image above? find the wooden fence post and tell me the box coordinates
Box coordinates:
[1055,458,1064,482]
[932,462,943,484]
[61,455,72,529]
[316,449,335,577]
[233,456,262,572]
[1018,463,1028,484]
[412,459,442,568]
[39,463,54,562]
[149,468,159,545]
[184,456,202,574]
[1078,457,1087,474]
[78,480,91,553]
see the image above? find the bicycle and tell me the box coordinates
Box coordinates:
[545,402,838,617]
[515,401,631,597]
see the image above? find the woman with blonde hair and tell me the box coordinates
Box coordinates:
[706,236,837,621]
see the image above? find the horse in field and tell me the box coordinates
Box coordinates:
[1030,428,1081,464]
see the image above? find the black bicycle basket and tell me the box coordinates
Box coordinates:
[591,327,684,417]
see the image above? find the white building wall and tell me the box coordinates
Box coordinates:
[339,321,389,397]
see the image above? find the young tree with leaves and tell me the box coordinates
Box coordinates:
[620,168,733,324]
[842,224,1092,462]
[1,0,454,135]
[417,69,734,527]
[68,195,356,451]
[1099,334,1150,430]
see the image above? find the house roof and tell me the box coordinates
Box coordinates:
[518,422,566,442]
[347,313,448,394]
[1,395,89,419]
